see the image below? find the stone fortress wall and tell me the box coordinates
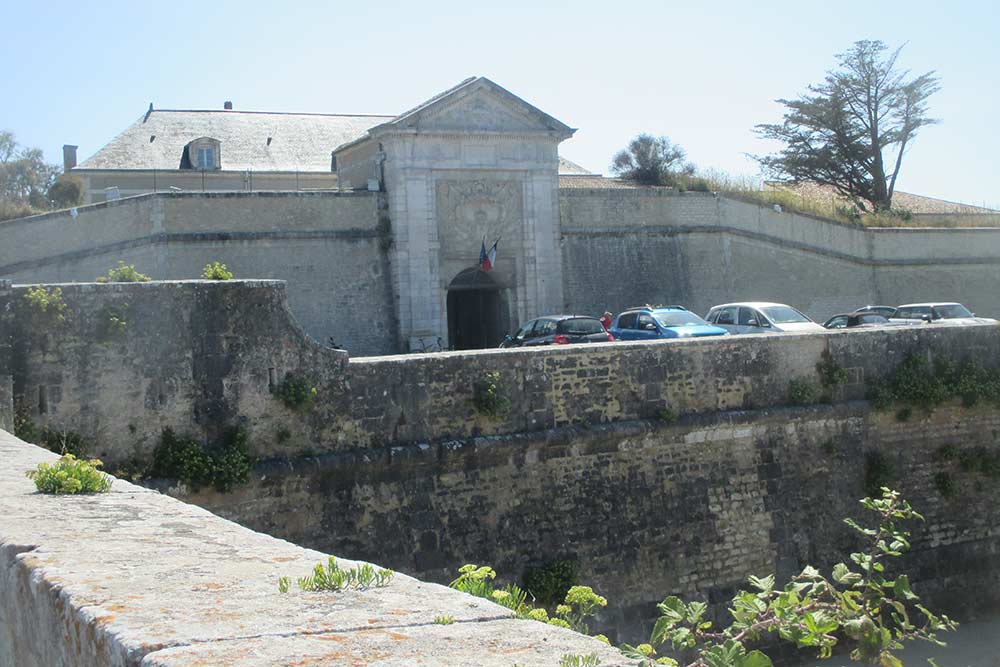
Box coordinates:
[0,431,628,667]
[4,280,1000,642]
[560,188,1000,322]
[4,189,1000,358]
[0,191,396,356]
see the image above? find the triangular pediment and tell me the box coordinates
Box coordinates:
[387,77,575,138]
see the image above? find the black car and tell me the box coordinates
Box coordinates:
[500,315,614,348]
[823,313,899,329]
[852,305,897,318]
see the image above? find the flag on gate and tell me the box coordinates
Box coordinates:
[478,236,489,271]
[485,238,498,272]
[479,236,499,272]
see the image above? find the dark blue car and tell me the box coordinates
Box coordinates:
[609,306,729,341]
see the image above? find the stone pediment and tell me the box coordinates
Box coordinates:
[388,77,575,138]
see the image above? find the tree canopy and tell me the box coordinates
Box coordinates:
[755,40,940,213]
[0,131,59,208]
[610,134,694,186]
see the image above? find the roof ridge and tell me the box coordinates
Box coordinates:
[148,109,397,119]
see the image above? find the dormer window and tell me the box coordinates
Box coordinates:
[180,137,221,170]
[197,146,215,170]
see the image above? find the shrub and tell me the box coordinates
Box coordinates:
[933,471,958,499]
[201,262,233,280]
[47,175,85,208]
[150,426,253,492]
[656,406,679,424]
[473,371,510,418]
[816,351,849,389]
[0,199,37,222]
[433,615,456,625]
[38,427,90,458]
[522,559,579,606]
[272,373,317,413]
[863,451,894,497]
[26,454,112,494]
[95,261,151,283]
[787,377,819,405]
[24,286,66,322]
[867,353,1000,413]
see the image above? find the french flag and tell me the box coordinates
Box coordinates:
[479,237,498,272]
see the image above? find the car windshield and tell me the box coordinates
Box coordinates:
[654,311,708,327]
[859,314,888,324]
[933,304,974,319]
[559,318,604,335]
[760,305,811,324]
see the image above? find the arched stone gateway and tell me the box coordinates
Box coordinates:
[446,268,510,350]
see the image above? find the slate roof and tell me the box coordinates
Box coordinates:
[557,157,597,176]
[77,110,395,172]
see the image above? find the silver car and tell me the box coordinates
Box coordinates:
[889,302,997,326]
[705,302,826,334]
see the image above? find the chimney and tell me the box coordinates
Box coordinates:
[63,145,78,172]
[224,101,233,110]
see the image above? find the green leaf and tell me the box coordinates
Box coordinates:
[686,600,708,624]
[893,574,919,601]
[656,596,686,624]
[748,574,775,594]
[740,650,773,667]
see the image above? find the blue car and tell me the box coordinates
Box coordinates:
[609,306,729,341]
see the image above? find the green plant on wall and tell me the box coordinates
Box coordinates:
[787,377,819,405]
[522,559,580,607]
[277,556,393,593]
[449,564,606,635]
[201,262,234,280]
[150,426,254,492]
[930,443,1000,500]
[816,350,849,400]
[23,286,66,323]
[620,489,956,667]
[272,373,317,413]
[867,353,1000,413]
[13,398,38,443]
[95,261,152,283]
[26,454,112,494]
[97,304,129,339]
[473,371,510,418]
[863,451,894,498]
[38,426,90,458]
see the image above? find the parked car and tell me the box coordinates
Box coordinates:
[852,305,897,318]
[705,302,825,334]
[499,315,614,348]
[609,306,728,340]
[823,313,900,329]
[889,302,997,325]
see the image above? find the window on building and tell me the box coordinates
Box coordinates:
[197,147,215,170]
[181,137,221,170]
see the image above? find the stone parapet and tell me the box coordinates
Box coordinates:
[0,430,626,666]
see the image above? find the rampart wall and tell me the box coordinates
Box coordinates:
[0,431,624,666]
[4,189,1000,358]
[0,192,395,356]
[4,280,1000,643]
[559,189,1000,322]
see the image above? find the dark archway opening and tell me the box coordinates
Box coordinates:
[447,268,509,350]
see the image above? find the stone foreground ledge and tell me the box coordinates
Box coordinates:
[0,430,627,667]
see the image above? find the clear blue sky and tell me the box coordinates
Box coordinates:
[3,0,997,208]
